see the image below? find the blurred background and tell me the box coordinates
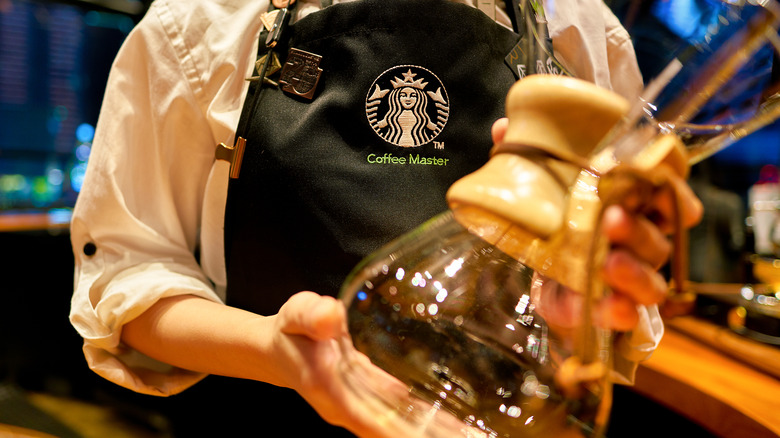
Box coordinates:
[0,0,778,437]
[0,1,173,436]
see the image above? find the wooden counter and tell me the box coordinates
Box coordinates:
[0,210,71,233]
[632,316,780,437]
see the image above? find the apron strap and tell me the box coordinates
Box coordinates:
[216,1,297,178]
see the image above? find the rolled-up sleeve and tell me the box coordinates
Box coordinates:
[611,304,664,385]
[68,0,262,396]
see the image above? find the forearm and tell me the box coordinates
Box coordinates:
[121,295,283,387]
[122,292,395,435]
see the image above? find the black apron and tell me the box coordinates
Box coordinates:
[223,0,523,314]
[168,1,552,436]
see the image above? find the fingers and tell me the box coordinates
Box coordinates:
[274,294,405,436]
[491,117,509,144]
[602,204,671,269]
[278,292,346,340]
[595,294,639,332]
[645,175,703,234]
[602,249,668,307]
[600,246,668,331]
[598,171,702,332]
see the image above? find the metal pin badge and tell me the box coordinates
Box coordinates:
[279,48,323,100]
[246,52,282,86]
[260,10,279,32]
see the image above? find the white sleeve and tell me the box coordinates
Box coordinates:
[68,0,263,396]
[600,1,644,103]
[546,0,643,102]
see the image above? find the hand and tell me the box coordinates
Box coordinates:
[272,292,408,437]
[491,118,703,332]
[598,181,702,330]
[121,289,409,437]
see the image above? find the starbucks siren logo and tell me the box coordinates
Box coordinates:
[366,65,449,147]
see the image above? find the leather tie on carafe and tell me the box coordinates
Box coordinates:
[446,73,691,312]
[446,75,631,292]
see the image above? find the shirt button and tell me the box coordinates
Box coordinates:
[83,242,97,256]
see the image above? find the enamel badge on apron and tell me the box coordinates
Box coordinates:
[279,48,323,99]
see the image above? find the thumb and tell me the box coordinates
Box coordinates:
[278,291,346,341]
[491,117,509,145]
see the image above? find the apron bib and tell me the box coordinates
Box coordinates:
[224,0,523,315]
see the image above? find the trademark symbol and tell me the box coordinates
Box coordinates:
[434,141,444,150]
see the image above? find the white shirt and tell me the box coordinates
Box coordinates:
[69,0,651,396]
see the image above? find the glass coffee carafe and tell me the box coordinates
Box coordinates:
[337,74,627,438]
[336,2,780,437]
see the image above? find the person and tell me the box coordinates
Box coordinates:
[68,0,702,436]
